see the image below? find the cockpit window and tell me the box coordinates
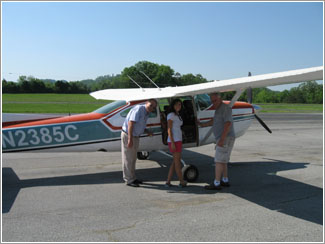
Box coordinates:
[194,94,212,111]
[93,100,127,114]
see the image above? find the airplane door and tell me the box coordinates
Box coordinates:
[194,94,215,146]
[139,104,164,151]
[160,97,199,147]
[180,97,198,146]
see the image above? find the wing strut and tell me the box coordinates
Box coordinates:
[140,71,161,90]
[229,88,245,107]
[127,75,144,91]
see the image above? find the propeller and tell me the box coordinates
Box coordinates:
[254,113,272,133]
[247,72,272,134]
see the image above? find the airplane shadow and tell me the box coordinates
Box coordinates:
[2,149,323,225]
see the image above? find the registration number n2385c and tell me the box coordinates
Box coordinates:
[2,125,79,149]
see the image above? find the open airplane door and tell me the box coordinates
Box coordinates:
[195,94,216,146]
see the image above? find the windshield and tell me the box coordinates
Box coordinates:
[194,94,212,110]
[93,100,127,114]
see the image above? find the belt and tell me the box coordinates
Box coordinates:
[122,130,140,138]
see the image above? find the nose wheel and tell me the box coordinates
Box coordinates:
[182,164,199,182]
[137,151,149,160]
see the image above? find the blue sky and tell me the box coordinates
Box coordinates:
[1,1,323,91]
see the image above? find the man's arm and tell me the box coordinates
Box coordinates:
[127,121,135,148]
[198,119,213,127]
[218,121,231,147]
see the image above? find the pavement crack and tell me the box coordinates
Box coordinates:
[94,222,138,242]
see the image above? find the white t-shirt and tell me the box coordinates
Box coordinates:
[167,112,183,143]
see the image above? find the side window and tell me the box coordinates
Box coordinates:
[158,98,170,113]
[120,108,132,117]
[195,94,211,111]
[149,108,158,118]
[93,100,126,114]
[120,106,158,118]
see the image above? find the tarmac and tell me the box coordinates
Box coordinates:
[2,113,323,242]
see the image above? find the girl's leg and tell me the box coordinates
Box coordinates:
[166,157,175,184]
[174,152,186,185]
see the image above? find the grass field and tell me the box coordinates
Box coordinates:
[2,94,110,113]
[2,93,323,114]
[257,103,323,113]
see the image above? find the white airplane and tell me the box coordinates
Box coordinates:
[2,66,323,182]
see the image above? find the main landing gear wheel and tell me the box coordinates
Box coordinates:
[137,151,149,160]
[182,164,199,182]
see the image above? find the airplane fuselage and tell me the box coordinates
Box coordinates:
[2,95,255,153]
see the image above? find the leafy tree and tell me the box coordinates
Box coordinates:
[179,73,207,86]
[55,80,70,93]
[2,79,19,93]
[299,81,323,104]
[122,61,175,88]
[29,78,47,93]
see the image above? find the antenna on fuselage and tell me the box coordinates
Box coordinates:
[140,71,161,90]
[127,75,144,91]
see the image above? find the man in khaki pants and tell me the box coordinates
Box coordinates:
[121,99,157,187]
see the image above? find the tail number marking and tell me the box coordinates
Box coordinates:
[2,125,79,149]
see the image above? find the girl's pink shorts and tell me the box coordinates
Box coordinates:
[168,141,182,153]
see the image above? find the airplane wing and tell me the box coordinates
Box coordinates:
[90,66,323,102]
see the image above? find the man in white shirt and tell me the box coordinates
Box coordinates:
[121,99,157,187]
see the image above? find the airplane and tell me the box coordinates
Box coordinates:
[2,66,323,182]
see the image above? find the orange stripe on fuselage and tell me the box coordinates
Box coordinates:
[3,113,106,129]
[206,101,254,111]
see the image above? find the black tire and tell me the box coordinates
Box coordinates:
[137,151,149,160]
[182,164,199,182]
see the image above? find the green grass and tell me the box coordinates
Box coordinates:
[2,93,110,113]
[2,94,323,114]
[257,103,323,113]
[2,93,107,103]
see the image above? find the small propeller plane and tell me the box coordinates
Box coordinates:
[2,66,323,181]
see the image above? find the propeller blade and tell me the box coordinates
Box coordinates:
[254,114,272,133]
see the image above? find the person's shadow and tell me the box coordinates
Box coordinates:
[2,150,323,225]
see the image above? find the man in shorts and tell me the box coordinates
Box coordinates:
[199,92,235,190]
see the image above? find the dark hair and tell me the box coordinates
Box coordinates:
[147,99,158,106]
[169,98,183,121]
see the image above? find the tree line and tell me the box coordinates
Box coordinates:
[2,61,323,104]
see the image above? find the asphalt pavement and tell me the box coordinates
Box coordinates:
[2,113,323,242]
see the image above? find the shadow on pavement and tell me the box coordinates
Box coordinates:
[2,150,323,225]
